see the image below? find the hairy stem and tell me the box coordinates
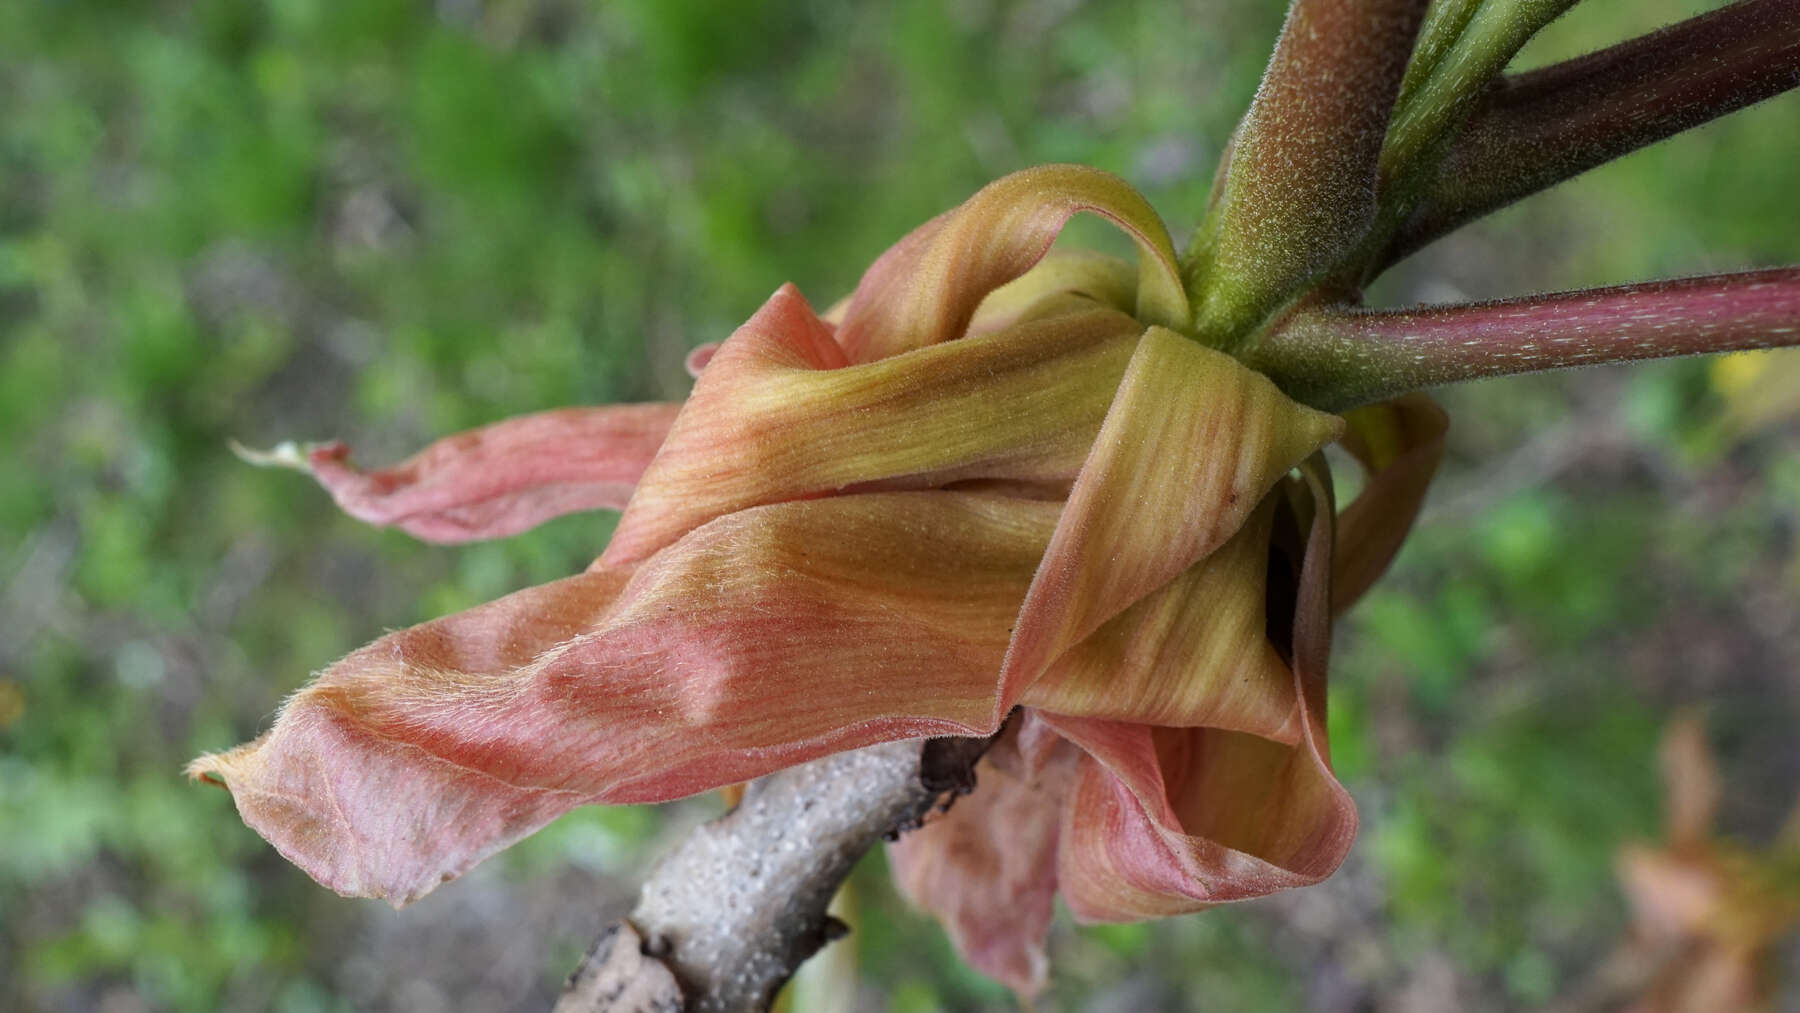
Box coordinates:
[556,736,992,1013]
[1386,0,1800,265]
[1245,267,1800,410]
[1317,0,1580,292]
[1189,0,1428,344]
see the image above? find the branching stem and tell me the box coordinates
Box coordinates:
[1385,0,1800,266]
[1380,0,1580,188]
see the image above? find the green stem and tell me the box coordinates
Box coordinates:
[1245,267,1800,410]
[1379,0,1581,191]
[1393,0,1484,109]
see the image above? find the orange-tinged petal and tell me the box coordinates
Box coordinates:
[1001,327,1343,702]
[1658,713,1722,855]
[589,493,1056,802]
[835,165,1188,363]
[287,404,681,543]
[1050,716,1356,920]
[1045,460,1353,920]
[887,717,1080,999]
[186,569,631,905]
[1290,456,1337,739]
[1020,502,1301,740]
[1618,844,1724,942]
[605,283,1141,565]
[965,250,1140,337]
[191,492,1054,905]
[1332,393,1447,614]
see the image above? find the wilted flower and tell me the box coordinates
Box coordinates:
[1594,715,1800,1013]
[192,164,1445,994]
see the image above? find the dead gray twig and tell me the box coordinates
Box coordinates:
[555,733,995,1012]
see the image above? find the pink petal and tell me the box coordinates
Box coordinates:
[835,165,1188,363]
[604,283,1142,565]
[683,342,721,377]
[191,491,1056,905]
[302,404,682,543]
[187,569,632,905]
[1000,327,1343,703]
[887,716,1080,998]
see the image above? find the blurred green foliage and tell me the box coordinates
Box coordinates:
[3,0,1798,1009]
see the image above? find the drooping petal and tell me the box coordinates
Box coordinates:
[887,716,1080,998]
[191,492,1054,905]
[604,283,1142,565]
[835,165,1189,363]
[589,493,1055,801]
[1332,393,1447,614]
[186,568,632,905]
[1050,718,1356,919]
[1000,327,1343,703]
[285,404,682,543]
[1046,461,1354,920]
[1020,502,1300,741]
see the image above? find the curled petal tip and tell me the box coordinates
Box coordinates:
[295,405,680,543]
[837,164,1187,363]
[228,437,332,472]
[184,752,229,786]
[683,342,721,377]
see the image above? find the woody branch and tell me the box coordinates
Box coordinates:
[555,736,994,1013]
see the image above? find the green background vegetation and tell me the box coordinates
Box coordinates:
[3,0,1798,1009]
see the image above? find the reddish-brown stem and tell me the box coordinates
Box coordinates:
[1384,0,1800,266]
[1190,0,1429,343]
[1246,267,1800,410]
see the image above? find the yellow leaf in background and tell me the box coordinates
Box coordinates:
[0,678,24,729]
[1709,348,1800,437]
